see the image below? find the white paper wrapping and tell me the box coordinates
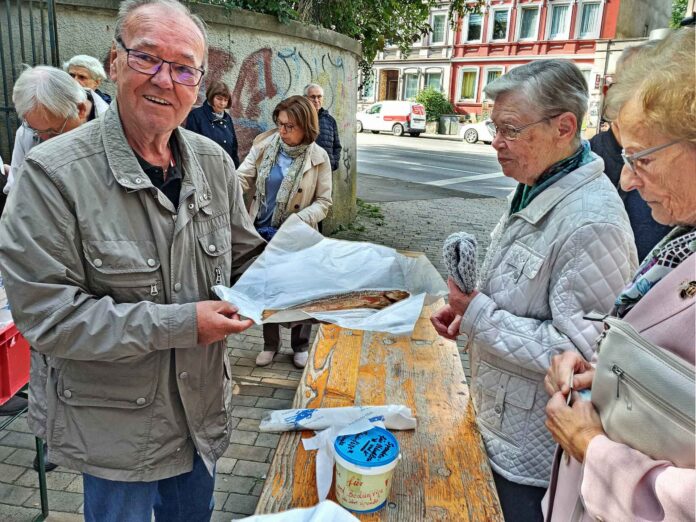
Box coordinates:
[213,215,446,335]
[259,405,417,432]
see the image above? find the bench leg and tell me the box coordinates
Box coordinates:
[32,436,49,522]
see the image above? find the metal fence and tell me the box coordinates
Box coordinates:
[0,0,59,159]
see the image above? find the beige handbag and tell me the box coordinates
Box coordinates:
[589,314,695,468]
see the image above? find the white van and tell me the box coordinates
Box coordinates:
[356,101,426,137]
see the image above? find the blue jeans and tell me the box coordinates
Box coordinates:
[83,452,215,522]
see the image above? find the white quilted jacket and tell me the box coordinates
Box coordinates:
[459,156,638,487]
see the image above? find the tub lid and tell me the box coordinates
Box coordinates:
[334,426,399,467]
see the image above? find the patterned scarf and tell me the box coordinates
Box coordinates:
[614,226,696,317]
[255,133,310,228]
[510,141,592,214]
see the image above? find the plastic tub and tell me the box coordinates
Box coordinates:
[333,426,401,513]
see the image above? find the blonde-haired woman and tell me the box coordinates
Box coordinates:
[543,27,696,521]
[237,95,332,369]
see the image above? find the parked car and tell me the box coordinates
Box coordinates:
[356,101,426,137]
[459,119,495,144]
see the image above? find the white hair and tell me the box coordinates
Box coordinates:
[115,0,209,67]
[304,83,324,96]
[12,65,87,120]
[63,54,107,81]
[484,60,588,138]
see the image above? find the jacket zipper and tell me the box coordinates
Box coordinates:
[611,364,695,429]
[604,320,694,381]
[215,266,223,285]
[150,283,159,296]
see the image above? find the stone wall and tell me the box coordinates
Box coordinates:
[2,0,360,230]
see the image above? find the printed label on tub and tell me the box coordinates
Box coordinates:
[333,426,400,513]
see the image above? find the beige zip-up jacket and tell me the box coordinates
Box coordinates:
[237,130,332,229]
[0,101,264,481]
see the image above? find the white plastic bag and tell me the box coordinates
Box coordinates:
[259,405,417,432]
[235,500,358,522]
[213,215,446,335]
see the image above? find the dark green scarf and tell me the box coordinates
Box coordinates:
[510,140,592,215]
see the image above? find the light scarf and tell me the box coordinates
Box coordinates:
[255,133,310,228]
[614,226,696,317]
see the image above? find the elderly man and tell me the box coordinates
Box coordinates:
[0,0,264,520]
[63,54,112,104]
[5,65,109,195]
[305,83,341,171]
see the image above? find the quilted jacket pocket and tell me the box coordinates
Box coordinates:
[475,362,537,448]
[504,242,546,282]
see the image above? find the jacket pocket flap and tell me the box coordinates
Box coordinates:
[83,240,160,274]
[197,227,232,257]
[505,242,545,279]
[57,356,159,409]
[478,363,536,410]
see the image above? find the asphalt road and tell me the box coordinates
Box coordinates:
[356,132,516,199]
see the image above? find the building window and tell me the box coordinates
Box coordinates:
[425,72,442,91]
[459,68,479,101]
[579,2,601,38]
[431,14,446,44]
[483,68,503,99]
[491,10,509,41]
[362,75,374,99]
[518,6,539,40]
[404,74,419,100]
[466,14,482,41]
[549,4,571,40]
[579,68,592,89]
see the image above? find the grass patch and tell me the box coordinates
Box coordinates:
[357,198,384,220]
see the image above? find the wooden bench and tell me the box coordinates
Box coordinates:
[255,277,503,520]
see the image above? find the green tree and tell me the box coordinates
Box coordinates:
[416,86,454,122]
[671,0,688,28]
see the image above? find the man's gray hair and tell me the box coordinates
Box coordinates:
[12,65,87,120]
[484,60,588,138]
[304,83,324,96]
[115,0,209,67]
[62,54,107,81]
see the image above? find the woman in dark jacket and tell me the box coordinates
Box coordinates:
[185,80,240,167]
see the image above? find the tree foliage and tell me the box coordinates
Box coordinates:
[416,86,454,122]
[191,0,485,85]
[671,0,689,28]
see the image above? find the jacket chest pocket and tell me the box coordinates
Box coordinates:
[501,242,546,285]
[475,362,537,449]
[197,226,233,291]
[83,240,162,303]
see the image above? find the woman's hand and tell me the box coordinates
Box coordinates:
[545,391,605,463]
[447,277,479,316]
[430,304,462,341]
[544,351,595,397]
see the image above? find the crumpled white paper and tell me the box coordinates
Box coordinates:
[213,215,447,335]
[259,405,417,432]
[235,500,358,522]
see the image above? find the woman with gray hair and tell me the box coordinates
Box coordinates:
[63,54,111,103]
[431,60,637,520]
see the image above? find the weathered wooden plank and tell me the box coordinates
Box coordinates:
[256,294,502,520]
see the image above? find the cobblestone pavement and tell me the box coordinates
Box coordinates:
[0,191,506,521]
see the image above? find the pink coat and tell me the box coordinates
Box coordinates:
[543,253,696,521]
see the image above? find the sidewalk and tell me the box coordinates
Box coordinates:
[0,184,507,521]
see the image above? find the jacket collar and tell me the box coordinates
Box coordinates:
[253,129,326,169]
[509,154,605,225]
[101,100,212,210]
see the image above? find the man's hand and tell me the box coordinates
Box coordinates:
[544,351,594,397]
[430,304,462,341]
[2,164,9,177]
[196,301,254,345]
[545,391,604,463]
[447,277,478,316]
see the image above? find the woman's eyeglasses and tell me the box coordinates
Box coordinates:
[277,122,296,132]
[621,140,681,173]
[488,114,563,141]
[22,117,69,139]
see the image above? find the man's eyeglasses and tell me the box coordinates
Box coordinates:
[621,140,681,173]
[488,113,563,141]
[307,95,323,100]
[277,121,296,132]
[115,37,205,87]
[22,117,69,139]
